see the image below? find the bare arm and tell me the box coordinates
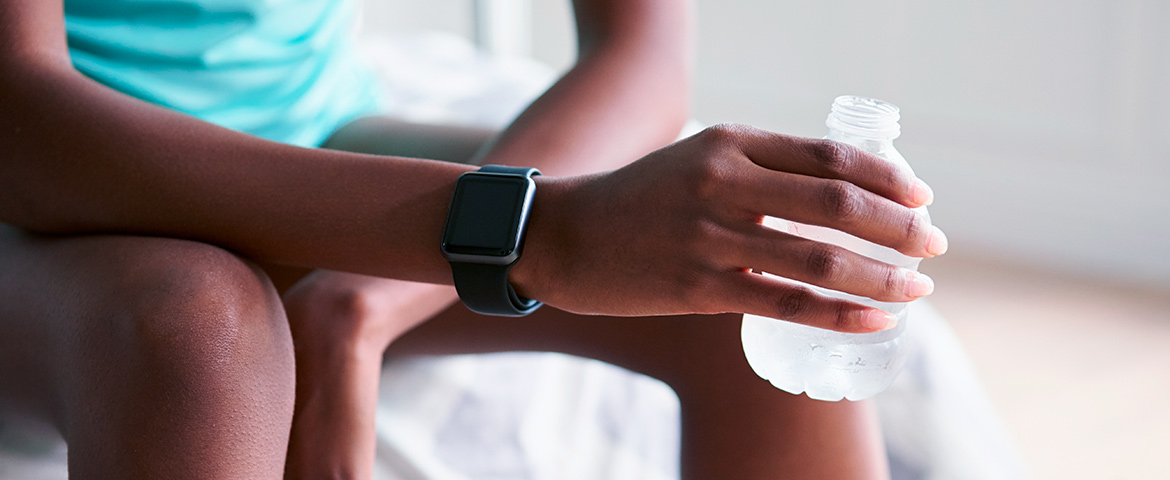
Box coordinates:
[0,2,473,284]
[478,0,692,174]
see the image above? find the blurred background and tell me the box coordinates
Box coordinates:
[359,1,1170,478]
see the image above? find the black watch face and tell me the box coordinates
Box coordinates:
[441,174,531,258]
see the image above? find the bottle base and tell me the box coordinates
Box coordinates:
[740,313,911,401]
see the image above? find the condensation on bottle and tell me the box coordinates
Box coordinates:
[740,95,929,401]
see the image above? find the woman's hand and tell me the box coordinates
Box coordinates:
[512,124,946,333]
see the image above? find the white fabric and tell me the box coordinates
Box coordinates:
[371,354,680,480]
[0,417,67,480]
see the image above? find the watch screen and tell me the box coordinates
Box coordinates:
[443,176,527,255]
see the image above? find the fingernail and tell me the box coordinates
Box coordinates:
[911,179,934,206]
[905,270,935,297]
[926,226,949,256]
[861,309,898,331]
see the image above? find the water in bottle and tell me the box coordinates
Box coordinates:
[740,95,929,401]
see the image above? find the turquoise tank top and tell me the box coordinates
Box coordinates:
[64,0,384,147]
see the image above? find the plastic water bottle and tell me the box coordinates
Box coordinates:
[740,95,928,401]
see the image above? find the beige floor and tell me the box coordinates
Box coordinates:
[920,253,1170,480]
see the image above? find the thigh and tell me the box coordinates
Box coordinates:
[0,224,163,421]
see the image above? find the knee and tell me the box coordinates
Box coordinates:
[287,276,376,324]
[54,239,296,473]
[282,274,395,353]
[82,238,294,390]
[283,274,451,355]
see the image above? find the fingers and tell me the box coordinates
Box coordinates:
[720,271,898,333]
[699,123,931,208]
[691,124,946,258]
[678,124,945,332]
[731,169,941,257]
[725,224,934,303]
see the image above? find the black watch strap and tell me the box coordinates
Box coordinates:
[447,164,543,316]
[450,261,542,316]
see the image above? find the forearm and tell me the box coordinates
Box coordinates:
[0,62,471,283]
[478,0,692,174]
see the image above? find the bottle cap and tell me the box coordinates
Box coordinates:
[826,95,901,140]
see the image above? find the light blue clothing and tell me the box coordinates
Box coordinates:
[64,0,384,147]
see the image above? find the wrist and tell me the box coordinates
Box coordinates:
[508,175,578,305]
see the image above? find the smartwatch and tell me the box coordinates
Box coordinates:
[440,165,543,316]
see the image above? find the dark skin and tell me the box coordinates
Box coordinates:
[0,0,945,478]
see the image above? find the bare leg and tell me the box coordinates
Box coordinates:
[0,224,295,479]
[283,273,889,478]
[282,273,459,479]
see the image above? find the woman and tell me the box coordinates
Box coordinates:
[0,0,944,478]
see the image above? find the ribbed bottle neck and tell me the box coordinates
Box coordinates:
[825,96,901,142]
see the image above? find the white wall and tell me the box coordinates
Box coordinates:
[358,0,475,38]
[362,0,1170,288]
